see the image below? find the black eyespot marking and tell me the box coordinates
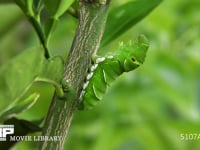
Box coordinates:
[131,57,136,62]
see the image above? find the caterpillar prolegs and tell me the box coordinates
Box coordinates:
[78,35,149,110]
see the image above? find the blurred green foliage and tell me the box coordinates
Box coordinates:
[0,0,200,150]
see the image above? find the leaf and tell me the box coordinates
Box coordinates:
[0,47,64,121]
[0,48,64,120]
[43,0,75,43]
[0,47,44,116]
[15,0,34,16]
[43,0,75,18]
[0,93,40,121]
[0,5,22,37]
[44,17,58,45]
[33,0,42,11]
[0,0,14,4]
[4,117,42,133]
[101,0,162,46]
[37,56,64,83]
[36,56,64,97]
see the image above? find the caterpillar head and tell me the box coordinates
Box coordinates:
[118,35,149,72]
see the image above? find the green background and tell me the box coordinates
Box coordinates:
[0,0,200,149]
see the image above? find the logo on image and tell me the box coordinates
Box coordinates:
[0,125,14,141]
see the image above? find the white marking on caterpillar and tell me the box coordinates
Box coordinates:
[90,64,98,72]
[86,72,94,80]
[102,69,107,84]
[92,84,100,100]
[107,55,114,59]
[83,81,89,90]
[79,90,85,100]
[79,56,106,102]
[96,57,105,63]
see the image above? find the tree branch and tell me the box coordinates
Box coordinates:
[40,1,110,149]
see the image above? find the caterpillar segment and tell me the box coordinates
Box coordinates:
[79,56,127,110]
[78,35,149,110]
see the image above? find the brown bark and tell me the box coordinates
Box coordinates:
[40,1,110,149]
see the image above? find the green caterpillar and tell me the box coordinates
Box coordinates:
[78,35,149,110]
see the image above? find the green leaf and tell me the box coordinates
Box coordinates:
[101,0,162,46]
[0,47,64,121]
[0,5,22,37]
[0,0,14,4]
[44,17,58,46]
[43,0,75,19]
[43,0,75,43]
[0,47,43,119]
[36,56,64,97]
[0,93,40,121]
[15,0,34,16]
[0,47,44,114]
[33,0,42,12]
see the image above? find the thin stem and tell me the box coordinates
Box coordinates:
[44,17,58,48]
[28,16,50,59]
[14,0,50,59]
